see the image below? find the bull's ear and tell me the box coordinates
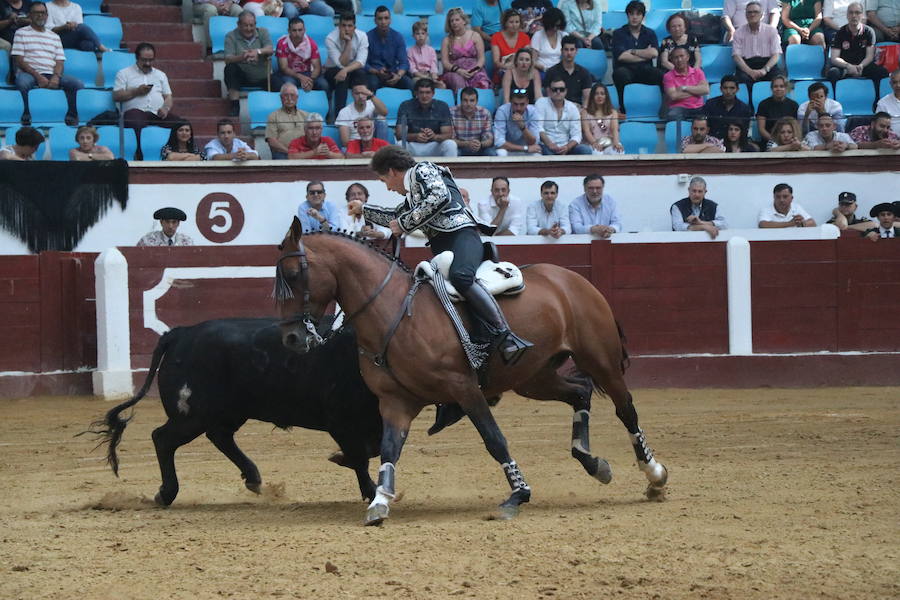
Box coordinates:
[290,215,303,244]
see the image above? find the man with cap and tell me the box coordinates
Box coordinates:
[827,191,873,231]
[862,203,900,240]
[137,207,194,246]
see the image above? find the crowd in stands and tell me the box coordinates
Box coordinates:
[2,0,900,159]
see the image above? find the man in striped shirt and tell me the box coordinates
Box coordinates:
[11,1,82,126]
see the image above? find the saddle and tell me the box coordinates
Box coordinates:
[414,242,525,302]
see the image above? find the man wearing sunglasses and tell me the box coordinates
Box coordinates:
[535,77,591,155]
[296,180,342,232]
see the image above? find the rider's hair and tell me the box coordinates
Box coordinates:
[370,145,416,174]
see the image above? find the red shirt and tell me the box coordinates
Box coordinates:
[287,135,341,158]
[346,137,389,156]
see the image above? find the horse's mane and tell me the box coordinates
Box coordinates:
[303,229,413,274]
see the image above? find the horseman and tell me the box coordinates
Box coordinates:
[347,145,533,366]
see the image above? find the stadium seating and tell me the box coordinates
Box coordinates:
[355,15,376,34]
[383,14,420,47]
[322,124,340,142]
[96,125,138,160]
[5,125,46,158]
[27,89,68,127]
[76,89,115,123]
[434,87,455,106]
[0,90,24,125]
[785,44,826,80]
[257,16,288,41]
[690,0,724,9]
[664,120,691,153]
[790,79,821,101]
[622,83,662,119]
[574,48,607,82]
[651,0,686,10]
[101,48,134,88]
[700,45,735,84]
[835,78,877,116]
[79,0,104,15]
[64,50,100,88]
[248,90,281,129]
[606,0,630,11]
[375,87,413,125]
[403,0,437,17]
[603,12,628,31]
[84,15,123,50]
[298,90,330,118]
[209,16,237,54]
[360,0,382,16]
[644,10,675,43]
[0,50,11,89]
[48,125,77,160]
[619,121,659,154]
[737,82,751,108]
[475,88,496,113]
[750,80,773,107]
[879,77,891,100]
[303,15,334,43]
[139,126,172,161]
[428,14,446,48]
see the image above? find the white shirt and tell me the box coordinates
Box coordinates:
[534,97,583,146]
[11,26,65,75]
[324,28,368,70]
[797,98,846,131]
[803,129,855,147]
[335,100,377,141]
[476,193,525,235]
[876,226,896,238]
[823,0,854,27]
[346,214,391,237]
[530,28,561,69]
[724,0,780,29]
[526,199,571,234]
[758,201,813,224]
[875,93,900,137]
[114,64,173,113]
[203,137,258,159]
[46,1,84,29]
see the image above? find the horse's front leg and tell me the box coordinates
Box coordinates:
[365,399,420,526]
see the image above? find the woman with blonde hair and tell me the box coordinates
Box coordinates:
[581,82,623,154]
[766,116,810,151]
[490,9,532,77]
[441,7,492,91]
[69,126,114,161]
[501,47,542,104]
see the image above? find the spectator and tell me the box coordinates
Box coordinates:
[732,1,785,86]
[0,0,32,54]
[559,0,604,50]
[408,21,446,89]
[823,0,857,43]
[850,111,900,149]
[493,88,542,155]
[536,77,592,155]
[658,12,701,72]
[335,83,388,147]
[11,2,82,126]
[476,176,525,235]
[344,182,390,238]
[160,121,207,161]
[766,115,810,150]
[827,190,872,230]
[281,0,334,19]
[324,12,368,118]
[473,0,511,45]
[45,0,108,52]
[724,120,759,152]
[238,0,267,17]
[223,11,273,117]
[265,83,308,159]
[723,0,781,43]
[670,176,727,238]
[798,81,845,132]
[297,180,341,232]
[876,69,900,136]
[862,202,900,239]
[803,112,858,150]
[365,6,411,93]
[756,75,800,144]
[205,118,260,161]
[287,112,342,158]
[611,1,661,108]
[512,0,552,35]
[502,47,543,104]
[113,43,182,156]
[441,7,491,91]
[866,0,900,42]
[681,115,725,153]
[193,0,242,50]
[759,182,816,228]
[274,17,328,93]
[396,77,457,157]
[137,207,194,247]
[490,9,531,77]
[545,35,592,105]
[69,124,113,161]
[530,6,565,71]
[345,115,389,156]
[581,82,624,154]
[451,86,496,156]
[781,0,826,47]
[0,125,43,160]
[663,46,709,121]
[526,179,570,237]
[826,3,888,86]
[703,75,753,139]
[569,174,621,237]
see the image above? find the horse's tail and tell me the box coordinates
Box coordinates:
[616,319,630,373]
[79,329,176,476]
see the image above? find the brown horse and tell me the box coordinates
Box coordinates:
[275,219,667,525]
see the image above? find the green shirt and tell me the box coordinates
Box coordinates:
[224,27,272,81]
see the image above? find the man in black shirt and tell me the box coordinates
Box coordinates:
[702,74,753,139]
[826,191,872,231]
[545,36,593,105]
[825,2,889,85]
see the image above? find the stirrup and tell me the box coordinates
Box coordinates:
[497,331,533,366]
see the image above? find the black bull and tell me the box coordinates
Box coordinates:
[86,318,383,505]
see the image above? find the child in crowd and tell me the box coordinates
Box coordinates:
[407,21,447,89]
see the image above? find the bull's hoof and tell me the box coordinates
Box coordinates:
[328,450,347,466]
[245,481,261,494]
[364,502,389,526]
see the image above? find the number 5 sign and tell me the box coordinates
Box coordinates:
[196,193,245,243]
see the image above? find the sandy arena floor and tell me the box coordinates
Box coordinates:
[0,388,897,599]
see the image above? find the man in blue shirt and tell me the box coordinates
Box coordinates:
[366,6,412,92]
[568,174,622,238]
[296,180,342,232]
[493,90,542,155]
[611,0,661,108]
[472,0,511,44]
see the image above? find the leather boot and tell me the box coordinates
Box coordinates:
[460,281,532,365]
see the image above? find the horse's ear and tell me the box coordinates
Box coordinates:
[289,215,303,244]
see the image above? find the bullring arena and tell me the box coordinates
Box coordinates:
[3,128,900,600]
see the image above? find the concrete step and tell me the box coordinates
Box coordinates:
[109,4,182,23]
[123,41,205,60]
[174,97,232,116]
[123,23,193,42]
[152,60,212,78]
[169,78,222,97]
[189,117,247,137]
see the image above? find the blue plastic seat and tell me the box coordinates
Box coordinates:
[359,0,381,16]
[428,14,446,48]
[84,15,123,50]
[64,49,100,88]
[619,121,659,154]
[322,124,340,142]
[0,51,12,89]
[101,51,134,88]
[880,77,891,99]
[644,10,676,42]
[652,0,685,9]
[248,90,281,129]
[664,120,691,153]
[79,0,104,15]
[139,126,171,161]
[434,87,456,105]
[384,14,421,48]
[700,45,735,84]
[96,125,138,159]
[28,89,69,126]
[0,89,24,125]
[5,125,47,158]
[574,48,608,82]
[475,88,496,113]
[835,78,877,116]
[376,87,414,125]
[76,89,115,122]
[737,82,751,109]
[209,16,238,54]
[786,44,826,80]
[750,80,773,107]
[690,0,723,8]
[302,15,334,45]
[48,125,78,160]
[257,16,288,41]
[355,15,376,35]
[603,11,628,31]
[297,89,329,118]
[606,0,630,10]
[622,83,662,119]
[403,0,437,17]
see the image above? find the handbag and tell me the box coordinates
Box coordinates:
[876,44,900,73]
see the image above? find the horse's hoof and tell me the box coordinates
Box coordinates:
[245,481,261,494]
[496,503,520,520]
[645,483,667,502]
[364,503,389,526]
[593,458,613,485]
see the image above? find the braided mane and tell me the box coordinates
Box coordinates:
[304,229,413,274]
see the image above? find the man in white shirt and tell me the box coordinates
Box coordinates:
[113,42,181,159]
[758,183,817,228]
[803,112,858,151]
[876,68,900,136]
[526,180,570,238]
[335,82,388,147]
[46,0,109,52]
[798,81,846,132]
[476,176,526,236]
[324,12,368,119]
[204,118,260,161]
[535,77,591,155]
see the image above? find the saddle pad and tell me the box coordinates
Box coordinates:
[415,251,525,302]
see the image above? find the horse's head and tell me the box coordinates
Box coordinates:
[274,216,337,354]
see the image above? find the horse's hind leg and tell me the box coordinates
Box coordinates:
[151,418,206,506]
[205,424,262,494]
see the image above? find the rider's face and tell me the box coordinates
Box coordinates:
[379,168,407,195]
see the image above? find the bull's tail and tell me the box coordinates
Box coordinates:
[616,319,630,373]
[79,329,177,476]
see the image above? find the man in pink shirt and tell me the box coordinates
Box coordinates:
[663,46,710,121]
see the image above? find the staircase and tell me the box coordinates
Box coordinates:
[105,0,234,140]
